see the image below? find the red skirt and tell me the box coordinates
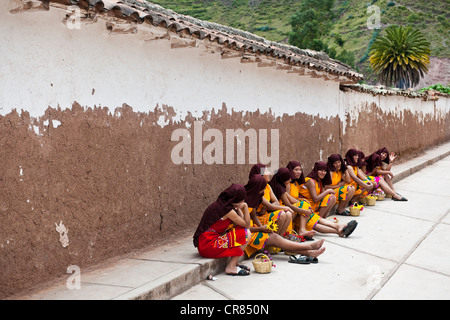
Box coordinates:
[197,218,248,259]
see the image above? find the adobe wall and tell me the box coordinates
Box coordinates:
[341,89,450,158]
[1,2,448,298]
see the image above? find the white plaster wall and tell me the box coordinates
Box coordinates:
[340,89,449,133]
[0,3,341,122]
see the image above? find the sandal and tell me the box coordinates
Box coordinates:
[238,265,250,271]
[302,255,318,264]
[335,209,351,216]
[343,220,358,238]
[227,266,250,276]
[288,255,310,264]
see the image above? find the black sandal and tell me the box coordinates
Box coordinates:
[238,265,250,271]
[288,255,311,264]
[343,220,358,238]
[227,266,250,276]
[302,255,318,264]
[336,209,351,216]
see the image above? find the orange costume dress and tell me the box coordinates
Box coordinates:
[245,184,282,257]
[329,170,351,202]
[298,177,332,213]
[290,181,320,232]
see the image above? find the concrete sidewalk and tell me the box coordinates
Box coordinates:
[9,141,450,300]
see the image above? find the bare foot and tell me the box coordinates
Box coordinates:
[310,239,325,250]
[305,246,326,258]
[338,224,346,237]
[225,263,238,275]
[299,230,316,238]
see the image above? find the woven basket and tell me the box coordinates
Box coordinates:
[366,196,376,206]
[359,197,367,205]
[349,207,360,216]
[376,195,385,201]
[252,253,272,274]
[266,246,281,254]
[283,229,301,256]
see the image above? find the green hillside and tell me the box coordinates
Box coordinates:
[148,0,449,84]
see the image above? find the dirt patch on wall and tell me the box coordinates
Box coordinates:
[342,101,450,158]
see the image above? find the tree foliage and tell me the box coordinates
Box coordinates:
[288,0,355,68]
[369,25,430,89]
[288,0,335,52]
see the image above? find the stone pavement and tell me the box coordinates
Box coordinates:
[9,141,450,300]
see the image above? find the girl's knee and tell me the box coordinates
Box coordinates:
[281,210,292,221]
[329,195,337,205]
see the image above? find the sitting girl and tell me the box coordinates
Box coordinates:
[345,149,374,201]
[375,147,397,192]
[193,184,252,276]
[247,164,293,238]
[270,167,317,239]
[298,161,336,219]
[324,154,356,216]
[364,153,407,201]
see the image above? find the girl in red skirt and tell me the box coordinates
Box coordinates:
[193,184,252,276]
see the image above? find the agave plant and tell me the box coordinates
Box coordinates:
[369,25,430,89]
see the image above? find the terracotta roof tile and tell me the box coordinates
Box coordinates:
[39,0,364,82]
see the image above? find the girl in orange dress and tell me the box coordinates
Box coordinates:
[324,154,356,215]
[247,164,292,238]
[269,167,317,239]
[298,161,336,218]
[285,160,317,239]
[193,184,252,276]
[345,149,374,200]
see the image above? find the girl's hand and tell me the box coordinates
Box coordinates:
[389,152,397,162]
[260,225,273,233]
[283,206,294,214]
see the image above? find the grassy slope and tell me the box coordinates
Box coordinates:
[148,0,449,84]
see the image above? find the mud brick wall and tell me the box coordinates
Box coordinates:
[1,0,449,298]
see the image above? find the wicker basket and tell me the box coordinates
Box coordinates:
[252,253,272,274]
[376,195,385,201]
[359,196,367,205]
[266,246,281,255]
[283,229,301,256]
[366,196,376,206]
[349,206,361,216]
